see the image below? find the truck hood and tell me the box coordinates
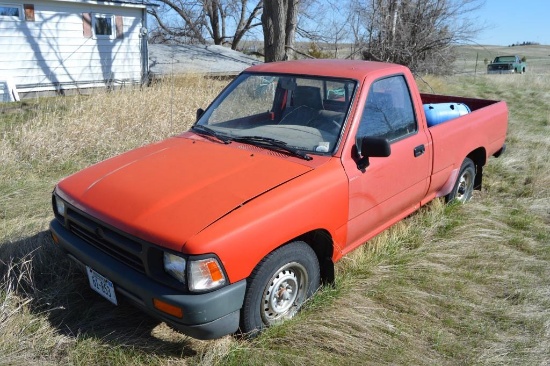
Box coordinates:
[58,136,313,251]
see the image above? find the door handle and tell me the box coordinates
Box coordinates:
[414,145,425,157]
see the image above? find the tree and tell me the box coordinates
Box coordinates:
[149,0,263,50]
[261,0,299,62]
[351,0,483,74]
[336,0,483,73]
[294,1,355,59]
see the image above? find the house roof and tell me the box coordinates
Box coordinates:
[148,44,261,77]
[45,0,156,9]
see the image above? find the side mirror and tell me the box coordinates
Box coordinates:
[356,136,391,170]
[196,108,205,122]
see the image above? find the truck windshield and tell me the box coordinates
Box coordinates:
[494,56,516,62]
[195,73,357,155]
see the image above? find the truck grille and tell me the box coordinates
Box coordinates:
[489,64,511,71]
[66,208,146,273]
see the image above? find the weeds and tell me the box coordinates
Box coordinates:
[1,52,550,365]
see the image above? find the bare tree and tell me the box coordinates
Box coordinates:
[353,0,484,74]
[149,0,263,50]
[261,0,299,62]
[294,1,352,59]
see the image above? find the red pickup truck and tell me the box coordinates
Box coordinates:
[50,60,507,339]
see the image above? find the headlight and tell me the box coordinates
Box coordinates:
[188,258,226,291]
[163,253,187,284]
[163,253,227,292]
[54,196,66,217]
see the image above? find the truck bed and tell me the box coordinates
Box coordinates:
[419,93,508,200]
[420,93,499,112]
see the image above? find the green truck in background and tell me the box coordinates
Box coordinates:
[487,55,527,74]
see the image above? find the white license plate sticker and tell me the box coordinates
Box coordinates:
[86,266,118,305]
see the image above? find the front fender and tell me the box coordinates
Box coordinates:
[184,158,349,283]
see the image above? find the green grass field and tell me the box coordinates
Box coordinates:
[1,47,549,365]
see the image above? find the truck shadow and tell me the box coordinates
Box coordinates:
[0,230,198,358]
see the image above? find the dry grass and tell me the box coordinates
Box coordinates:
[1,49,550,365]
[1,75,228,365]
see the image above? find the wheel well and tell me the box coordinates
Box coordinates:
[296,230,335,284]
[466,147,486,190]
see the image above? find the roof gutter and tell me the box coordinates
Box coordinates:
[45,0,158,9]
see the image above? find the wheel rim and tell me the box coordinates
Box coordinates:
[456,169,473,202]
[261,262,308,325]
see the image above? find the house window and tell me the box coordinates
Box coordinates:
[93,13,115,39]
[83,12,123,39]
[0,3,23,20]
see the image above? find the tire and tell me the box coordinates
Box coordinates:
[445,158,476,203]
[240,241,320,336]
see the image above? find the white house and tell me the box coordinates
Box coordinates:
[0,0,151,99]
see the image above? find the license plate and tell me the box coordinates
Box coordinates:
[86,266,118,305]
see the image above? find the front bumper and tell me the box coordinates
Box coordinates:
[487,68,514,74]
[50,219,246,340]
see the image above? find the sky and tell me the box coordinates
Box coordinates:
[473,0,550,45]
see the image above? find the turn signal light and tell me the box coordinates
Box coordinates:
[153,298,183,318]
[206,261,223,282]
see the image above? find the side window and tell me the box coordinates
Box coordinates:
[83,13,123,39]
[0,4,22,20]
[93,13,115,38]
[92,13,123,39]
[357,75,417,142]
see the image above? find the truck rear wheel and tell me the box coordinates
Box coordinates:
[445,158,475,203]
[240,241,320,336]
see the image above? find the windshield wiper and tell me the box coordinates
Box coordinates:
[231,135,312,161]
[191,125,231,144]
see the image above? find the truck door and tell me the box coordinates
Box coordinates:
[342,74,432,250]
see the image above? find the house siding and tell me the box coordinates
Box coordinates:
[0,0,147,95]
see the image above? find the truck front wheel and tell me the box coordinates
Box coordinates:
[240,241,320,336]
[445,158,476,203]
